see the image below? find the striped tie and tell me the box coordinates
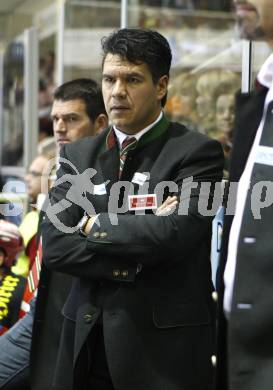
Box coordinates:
[27,237,42,293]
[119,137,137,179]
[19,237,43,318]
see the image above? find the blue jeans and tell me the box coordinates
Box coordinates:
[0,298,35,388]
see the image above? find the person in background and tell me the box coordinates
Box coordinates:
[41,28,224,390]
[214,73,240,177]
[0,78,108,390]
[0,220,25,335]
[215,93,236,176]
[0,153,54,390]
[30,78,108,390]
[165,72,199,132]
[11,153,55,278]
[216,1,273,390]
[195,69,239,140]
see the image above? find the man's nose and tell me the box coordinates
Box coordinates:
[112,79,126,98]
[55,118,66,132]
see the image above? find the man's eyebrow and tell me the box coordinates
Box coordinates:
[126,72,144,78]
[51,112,80,119]
[103,71,144,78]
[102,73,114,79]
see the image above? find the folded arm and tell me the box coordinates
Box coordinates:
[41,138,224,280]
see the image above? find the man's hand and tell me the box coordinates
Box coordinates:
[84,215,98,235]
[156,196,178,216]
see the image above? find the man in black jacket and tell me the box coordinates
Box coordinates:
[0,78,108,390]
[41,28,224,390]
[216,1,273,390]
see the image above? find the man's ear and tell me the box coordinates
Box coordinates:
[157,75,169,102]
[93,114,109,135]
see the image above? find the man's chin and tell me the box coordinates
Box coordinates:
[111,119,129,132]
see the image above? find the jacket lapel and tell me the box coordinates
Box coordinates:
[98,145,120,194]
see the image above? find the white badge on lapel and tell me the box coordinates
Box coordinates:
[132,172,149,186]
[93,182,107,195]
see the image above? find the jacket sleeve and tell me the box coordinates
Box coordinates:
[40,150,139,282]
[41,138,224,280]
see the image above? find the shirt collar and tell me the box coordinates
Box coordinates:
[113,111,163,149]
[257,53,273,89]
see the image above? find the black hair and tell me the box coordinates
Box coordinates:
[53,78,106,122]
[101,28,172,106]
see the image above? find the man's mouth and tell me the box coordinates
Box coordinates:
[111,106,130,111]
[57,138,70,144]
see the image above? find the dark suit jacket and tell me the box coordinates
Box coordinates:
[216,86,268,390]
[30,268,72,390]
[28,194,73,390]
[41,116,224,390]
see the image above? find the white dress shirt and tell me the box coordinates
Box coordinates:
[224,53,273,315]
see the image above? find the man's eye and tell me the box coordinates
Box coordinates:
[68,116,77,122]
[128,77,140,84]
[103,77,114,83]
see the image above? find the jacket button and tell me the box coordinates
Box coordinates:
[113,269,120,277]
[84,314,93,323]
[93,232,100,238]
[212,291,218,302]
[121,270,128,277]
[100,232,107,238]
